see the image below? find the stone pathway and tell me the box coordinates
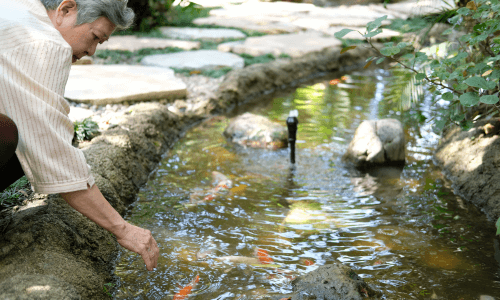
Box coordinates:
[98,35,201,51]
[65,65,187,105]
[221,31,342,58]
[159,27,246,40]
[64,0,453,107]
[141,50,245,69]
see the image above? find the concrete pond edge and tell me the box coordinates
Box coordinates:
[0,46,376,299]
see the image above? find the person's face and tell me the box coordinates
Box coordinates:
[48,0,115,63]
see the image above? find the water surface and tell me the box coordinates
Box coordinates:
[115,69,500,299]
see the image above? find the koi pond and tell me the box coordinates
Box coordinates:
[115,69,500,299]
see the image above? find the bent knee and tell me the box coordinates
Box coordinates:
[0,114,19,150]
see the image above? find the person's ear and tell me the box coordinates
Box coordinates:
[54,0,78,26]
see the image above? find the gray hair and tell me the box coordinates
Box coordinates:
[40,0,135,31]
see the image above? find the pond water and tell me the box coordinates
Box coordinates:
[115,69,500,299]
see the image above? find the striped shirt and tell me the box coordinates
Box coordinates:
[0,0,95,193]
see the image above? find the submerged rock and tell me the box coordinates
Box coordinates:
[223,113,287,150]
[342,118,405,169]
[290,263,382,300]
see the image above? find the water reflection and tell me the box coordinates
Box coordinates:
[115,69,500,300]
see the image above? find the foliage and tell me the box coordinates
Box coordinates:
[126,0,212,32]
[103,282,115,298]
[74,118,99,142]
[336,0,500,233]
[0,176,30,207]
[336,0,500,132]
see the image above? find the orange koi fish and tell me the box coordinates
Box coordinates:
[173,275,200,300]
[254,248,273,264]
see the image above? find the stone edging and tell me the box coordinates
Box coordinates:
[434,120,500,224]
[0,45,373,299]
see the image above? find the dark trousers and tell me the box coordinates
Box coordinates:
[0,113,25,191]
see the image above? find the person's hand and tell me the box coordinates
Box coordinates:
[115,222,159,271]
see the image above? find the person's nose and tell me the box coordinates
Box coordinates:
[87,42,98,57]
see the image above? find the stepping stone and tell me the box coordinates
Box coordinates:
[217,40,245,52]
[98,35,200,52]
[381,0,455,17]
[193,17,300,34]
[219,31,342,58]
[159,27,246,40]
[141,50,245,70]
[65,65,187,105]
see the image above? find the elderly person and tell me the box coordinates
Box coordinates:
[0,0,159,270]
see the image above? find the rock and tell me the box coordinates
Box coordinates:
[381,0,455,17]
[289,263,383,299]
[159,26,246,40]
[342,118,405,169]
[221,31,342,58]
[223,113,287,150]
[141,50,245,70]
[217,40,245,52]
[98,35,200,51]
[0,274,81,300]
[65,65,187,105]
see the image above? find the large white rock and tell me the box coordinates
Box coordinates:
[98,35,201,51]
[65,65,187,105]
[221,31,342,58]
[68,107,94,122]
[141,50,245,69]
[159,27,246,40]
[342,118,405,169]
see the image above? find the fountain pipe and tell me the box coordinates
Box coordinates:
[286,110,299,164]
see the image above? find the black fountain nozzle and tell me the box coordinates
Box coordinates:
[286,110,299,164]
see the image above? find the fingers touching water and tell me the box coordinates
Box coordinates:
[116,223,159,271]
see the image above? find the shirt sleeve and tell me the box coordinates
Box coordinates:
[0,39,95,194]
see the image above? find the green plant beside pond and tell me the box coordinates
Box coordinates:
[74,118,99,142]
[0,176,30,208]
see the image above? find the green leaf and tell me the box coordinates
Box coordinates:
[334,28,355,39]
[340,45,357,54]
[442,28,453,35]
[459,34,471,43]
[465,76,490,89]
[442,92,454,101]
[397,42,409,48]
[380,46,400,56]
[366,15,388,32]
[459,92,480,107]
[415,73,426,80]
[376,57,385,64]
[401,53,414,60]
[364,28,382,38]
[480,95,500,104]
[457,7,471,15]
[454,83,469,91]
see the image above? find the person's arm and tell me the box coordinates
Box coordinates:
[60,184,159,271]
